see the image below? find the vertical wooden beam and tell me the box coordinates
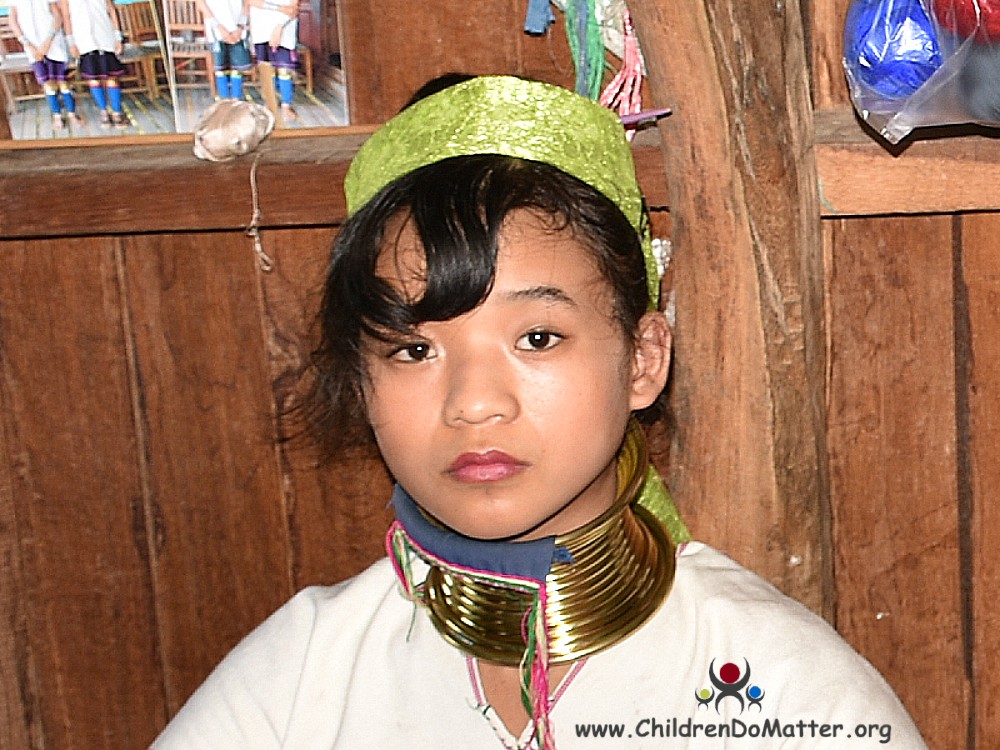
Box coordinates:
[0,380,33,750]
[808,0,853,110]
[121,232,295,712]
[0,237,167,748]
[826,216,967,747]
[962,214,1000,748]
[628,1,831,614]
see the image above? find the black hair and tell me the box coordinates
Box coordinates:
[401,72,476,110]
[298,154,660,457]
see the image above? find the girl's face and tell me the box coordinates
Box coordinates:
[361,210,670,541]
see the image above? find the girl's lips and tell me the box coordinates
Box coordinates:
[447,451,529,483]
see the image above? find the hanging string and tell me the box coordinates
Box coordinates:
[246,153,275,272]
[599,7,643,137]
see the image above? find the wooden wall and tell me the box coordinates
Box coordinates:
[811,3,993,747]
[0,0,998,748]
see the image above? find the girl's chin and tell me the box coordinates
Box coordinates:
[429,514,553,542]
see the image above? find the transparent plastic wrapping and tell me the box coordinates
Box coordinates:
[844,0,1000,143]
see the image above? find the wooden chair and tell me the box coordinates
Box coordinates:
[295,41,312,94]
[117,0,166,98]
[0,14,41,115]
[162,0,215,95]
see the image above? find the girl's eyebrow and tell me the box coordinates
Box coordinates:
[503,285,577,306]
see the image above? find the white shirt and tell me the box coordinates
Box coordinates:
[151,542,927,749]
[12,0,69,62]
[248,1,295,49]
[202,0,243,42]
[64,0,116,55]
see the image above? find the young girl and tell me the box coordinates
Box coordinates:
[151,76,926,748]
[247,0,297,120]
[197,0,252,101]
[8,0,82,130]
[61,0,128,127]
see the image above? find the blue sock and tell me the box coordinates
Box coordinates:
[215,71,230,98]
[90,84,107,110]
[229,72,243,99]
[277,72,293,105]
[61,89,76,113]
[46,92,61,115]
[108,84,122,113]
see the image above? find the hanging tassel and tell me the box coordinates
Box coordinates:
[520,589,556,750]
[565,0,606,99]
[599,7,643,138]
[386,522,418,600]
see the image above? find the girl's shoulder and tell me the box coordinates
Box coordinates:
[269,557,403,634]
[675,541,820,620]
[669,541,866,669]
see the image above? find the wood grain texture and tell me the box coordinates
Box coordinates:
[120,231,295,711]
[630,0,831,614]
[0,237,166,749]
[340,0,574,124]
[256,227,394,589]
[0,267,36,749]
[809,0,852,110]
[814,110,1000,216]
[826,216,967,748]
[0,82,11,140]
[960,214,1000,748]
[0,130,370,238]
[10,113,1000,237]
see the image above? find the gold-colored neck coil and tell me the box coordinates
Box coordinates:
[420,422,675,665]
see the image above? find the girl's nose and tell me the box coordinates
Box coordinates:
[442,353,519,426]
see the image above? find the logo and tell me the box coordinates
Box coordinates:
[695,658,765,714]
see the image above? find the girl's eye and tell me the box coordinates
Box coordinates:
[391,342,434,362]
[517,330,563,351]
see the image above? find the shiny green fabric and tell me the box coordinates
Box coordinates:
[344,75,659,308]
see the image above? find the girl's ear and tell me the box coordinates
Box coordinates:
[629,311,671,411]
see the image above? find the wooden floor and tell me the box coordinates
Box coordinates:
[5,73,348,141]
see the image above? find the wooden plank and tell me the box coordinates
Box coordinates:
[814,110,1000,216]
[960,214,1000,747]
[121,231,294,711]
[8,111,1000,238]
[0,351,34,750]
[825,216,967,748]
[809,0,853,110]
[0,126,670,238]
[0,236,166,749]
[0,129,370,238]
[0,79,12,140]
[630,0,831,614]
[340,0,574,124]
[255,227,394,588]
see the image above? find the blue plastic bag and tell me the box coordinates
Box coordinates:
[844,0,1000,142]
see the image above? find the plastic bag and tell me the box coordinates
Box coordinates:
[844,0,1000,143]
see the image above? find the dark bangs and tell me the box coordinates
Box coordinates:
[302,154,648,455]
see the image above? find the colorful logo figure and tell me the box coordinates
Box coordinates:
[694,659,765,714]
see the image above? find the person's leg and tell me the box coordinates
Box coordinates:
[212,42,230,99]
[107,79,127,126]
[229,41,251,100]
[60,81,83,124]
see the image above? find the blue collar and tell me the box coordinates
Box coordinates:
[390,484,572,583]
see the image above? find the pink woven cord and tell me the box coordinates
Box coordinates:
[599,9,643,140]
